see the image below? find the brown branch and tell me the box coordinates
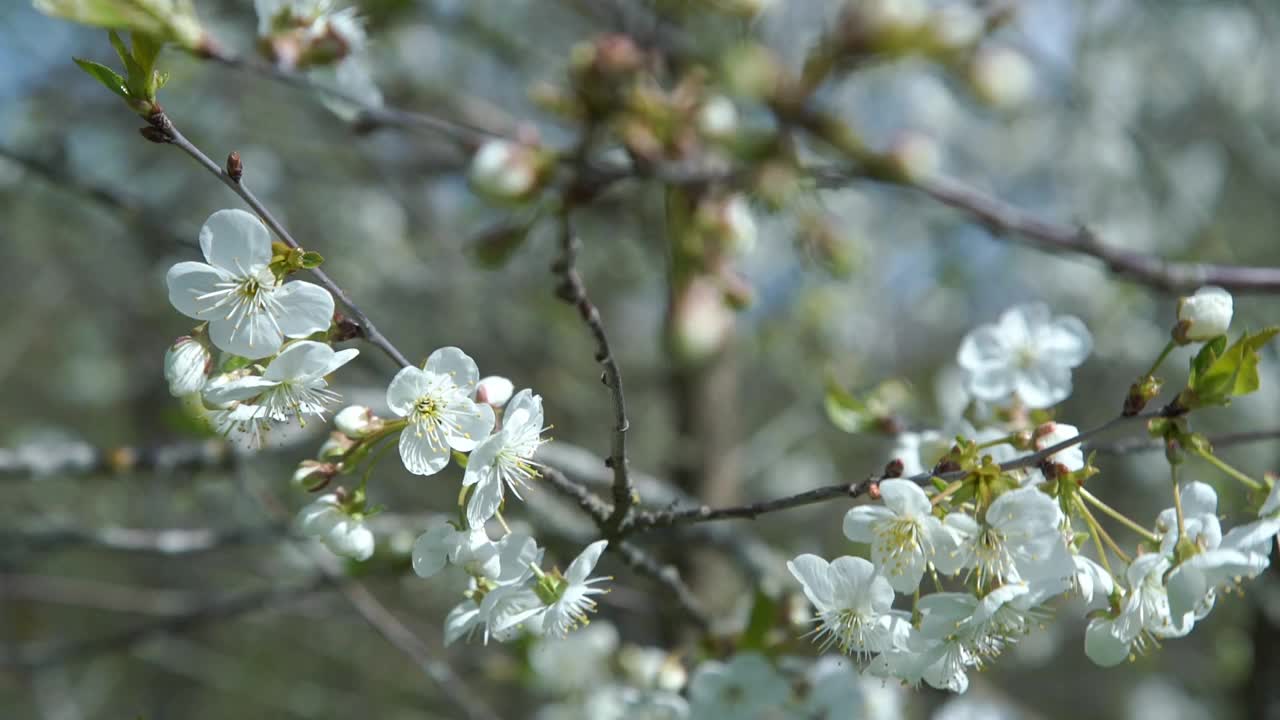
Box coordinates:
[916,175,1280,294]
[1088,428,1280,455]
[145,111,414,369]
[540,465,710,628]
[330,577,500,720]
[199,49,499,147]
[627,412,1158,532]
[552,216,635,533]
[790,105,1280,294]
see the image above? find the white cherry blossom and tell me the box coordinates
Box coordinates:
[411,518,499,579]
[386,347,495,476]
[843,479,945,593]
[931,487,1074,588]
[167,209,334,359]
[462,389,547,528]
[496,540,611,639]
[203,340,358,426]
[956,303,1092,409]
[787,554,903,658]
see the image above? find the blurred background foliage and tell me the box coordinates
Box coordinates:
[3,0,1280,718]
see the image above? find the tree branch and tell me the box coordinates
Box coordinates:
[145,111,414,369]
[627,412,1159,532]
[792,105,1280,294]
[552,216,635,533]
[1088,428,1280,455]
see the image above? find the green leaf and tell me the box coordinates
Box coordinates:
[1233,327,1280,397]
[1188,335,1227,385]
[109,30,144,87]
[300,251,325,269]
[73,57,130,100]
[824,378,869,433]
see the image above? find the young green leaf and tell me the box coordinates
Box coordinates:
[72,57,130,100]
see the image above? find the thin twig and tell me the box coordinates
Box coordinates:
[1089,428,1280,455]
[614,541,711,629]
[147,112,413,369]
[552,215,635,532]
[628,412,1158,532]
[791,105,1280,294]
[199,50,498,147]
[331,578,500,720]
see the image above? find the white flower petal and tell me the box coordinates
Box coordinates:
[1084,617,1129,667]
[209,311,285,359]
[466,470,504,528]
[425,346,480,392]
[1042,315,1093,367]
[166,262,234,320]
[879,479,930,517]
[787,554,835,610]
[398,427,451,475]
[273,281,335,338]
[444,600,481,646]
[842,506,894,543]
[386,366,431,416]
[566,540,609,584]
[446,401,495,452]
[199,209,272,272]
[1013,363,1071,409]
[964,364,1015,402]
[411,522,455,578]
[955,325,1007,371]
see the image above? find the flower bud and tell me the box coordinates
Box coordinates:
[324,517,375,561]
[695,194,757,256]
[476,375,515,408]
[318,431,355,460]
[1174,286,1232,343]
[969,46,1034,109]
[293,459,336,489]
[887,130,941,182]
[334,404,379,438]
[1123,375,1163,416]
[1034,421,1084,474]
[164,336,212,397]
[468,139,548,201]
[670,276,735,364]
[697,95,739,140]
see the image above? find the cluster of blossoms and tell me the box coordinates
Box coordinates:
[530,622,903,720]
[796,291,1279,692]
[161,209,611,642]
[163,209,354,442]
[252,0,382,118]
